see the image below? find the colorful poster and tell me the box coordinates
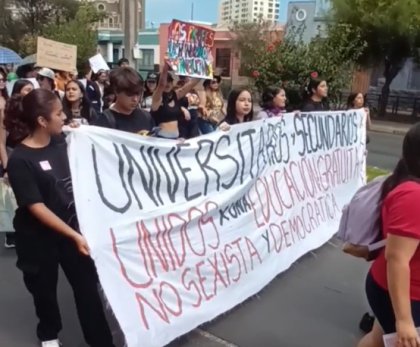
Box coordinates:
[166,19,215,79]
[68,111,366,347]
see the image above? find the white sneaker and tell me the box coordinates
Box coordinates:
[41,340,61,347]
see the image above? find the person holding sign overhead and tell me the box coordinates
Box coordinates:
[150,62,201,139]
[4,89,115,347]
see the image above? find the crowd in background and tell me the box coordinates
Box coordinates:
[0,58,380,347]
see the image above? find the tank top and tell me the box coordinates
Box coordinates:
[151,91,183,125]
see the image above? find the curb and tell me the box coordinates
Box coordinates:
[369,127,408,136]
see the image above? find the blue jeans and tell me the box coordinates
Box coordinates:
[197,118,216,135]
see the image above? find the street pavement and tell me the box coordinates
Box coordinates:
[0,127,405,347]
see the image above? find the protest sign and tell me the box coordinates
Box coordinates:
[89,53,110,74]
[36,37,77,72]
[166,19,215,79]
[68,111,366,347]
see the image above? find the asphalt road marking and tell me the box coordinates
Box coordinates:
[194,328,239,347]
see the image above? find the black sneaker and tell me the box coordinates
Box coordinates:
[359,312,375,333]
[4,233,16,249]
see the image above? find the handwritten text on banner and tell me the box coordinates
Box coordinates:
[68,111,366,347]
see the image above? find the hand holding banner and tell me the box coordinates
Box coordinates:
[68,111,367,347]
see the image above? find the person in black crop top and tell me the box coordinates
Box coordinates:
[150,63,201,139]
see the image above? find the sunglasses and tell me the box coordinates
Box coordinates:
[211,80,219,84]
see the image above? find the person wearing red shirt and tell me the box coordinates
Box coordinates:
[358,123,420,347]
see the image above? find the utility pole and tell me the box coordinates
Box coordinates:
[123,0,138,67]
[191,2,194,21]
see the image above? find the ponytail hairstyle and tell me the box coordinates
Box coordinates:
[381,123,420,200]
[302,75,327,99]
[4,89,59,145]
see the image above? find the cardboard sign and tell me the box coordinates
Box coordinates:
[68,111,367,347]
[89,53,110,74]
[167,19,215,79]
[36,37,77,72]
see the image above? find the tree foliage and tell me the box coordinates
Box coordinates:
[0,0,103,65]
[233,19,365,107]
[330,0,420,115]
[45,2,105,70]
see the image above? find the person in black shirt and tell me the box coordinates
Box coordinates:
[5,89,115,347]
[94,67,154,135]
[301,75,330,112]
[62,80,98,125]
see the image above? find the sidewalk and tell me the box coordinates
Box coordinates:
[370,119,411,136]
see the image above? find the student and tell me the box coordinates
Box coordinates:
[150,63,200,139]
[348,92,372,143]
[62,80,98,125]
[219,88,254,131]
[141,72,158,112]
[36,68,64,100]
[0,80,34,248]
[357,123,420,347]
[198,75,224,134]
[117,58,130,68]
[256,85,287,119]
[95,67,154,135]
[301,76,329,112]
[4,89,115,347]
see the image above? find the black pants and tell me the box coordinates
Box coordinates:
[18,235,115,346]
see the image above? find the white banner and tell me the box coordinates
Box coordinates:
[68,111,366,347]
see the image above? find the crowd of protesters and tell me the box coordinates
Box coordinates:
[0,56,390,347]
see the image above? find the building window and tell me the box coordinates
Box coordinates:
[138,49,154,68]
[216,48,231,77]
[97,3,105,11]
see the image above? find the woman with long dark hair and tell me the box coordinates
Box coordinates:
[357,123,420,347]
[0,79,34,248]
[301,76,329,112]
[11,79,34,97]
[219,88,254,131]
[256,85,287,119]
[141,72,158,112]
[348,92,372,137]
[5,89,115,347]
[62,80,98,124]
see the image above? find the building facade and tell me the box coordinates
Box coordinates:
[219,0,280,25]
[159,22,284,87]
[286,0,329,43]
[90,0,146,64]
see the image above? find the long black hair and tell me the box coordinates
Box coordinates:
[11,79,34,96]
[4,89,59,145]
[62,80,95,123]
[260,85,285,110]
[381,123,420,200]
[225,88,253,124]
[347,92,365,109]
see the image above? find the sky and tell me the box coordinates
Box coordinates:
[145,0,292,27]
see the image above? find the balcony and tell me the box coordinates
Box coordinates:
[97,21,122,30]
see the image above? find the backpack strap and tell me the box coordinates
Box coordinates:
[102,109,116,129]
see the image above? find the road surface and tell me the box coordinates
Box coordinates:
[0,131,403,347]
